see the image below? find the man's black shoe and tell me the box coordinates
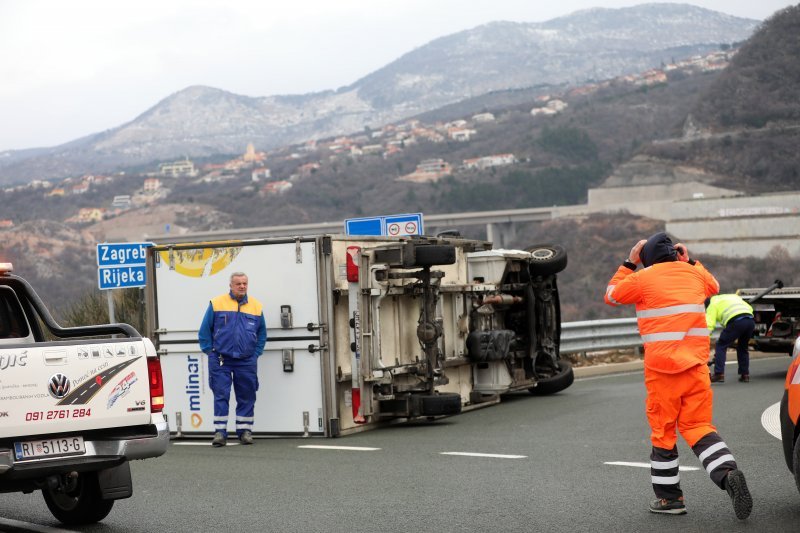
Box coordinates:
[725,470,752,520]
[739,374,750,382]
[649,497,687,515]
[710,373,725,383]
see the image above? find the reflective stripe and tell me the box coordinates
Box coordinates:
[721,307,752,324]
[705,454,735,474]
[641,329,710,342]
[214,416,228,422]
[637,304,705,319]
[698,442,726,462]
[236,417,255,423]
[651,475,680,485]
[606,285,621,306]
[236,423,253,430]
[651,459,679,469]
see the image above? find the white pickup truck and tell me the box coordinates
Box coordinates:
[0,262,169,525]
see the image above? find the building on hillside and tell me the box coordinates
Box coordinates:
[160,158,198,178]
[531,99,568,116]
[243,142,267,164]
[111,195,132,208]
[0,219,13,229]
[463,154,517,170]
[472,112,495,123]
[47,188,66,197]
[251,167,271,181]
[259,180,292,196]
[72,182,89,195]
[448,128,477,142]
[76,208,105,222]
[143,178,162,193]
[398,159,453,183]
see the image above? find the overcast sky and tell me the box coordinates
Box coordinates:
[0,0,795,152]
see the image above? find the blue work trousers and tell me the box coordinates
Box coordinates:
[207,353,259,438]
[714,316,755,376]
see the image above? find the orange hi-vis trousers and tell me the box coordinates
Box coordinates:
[644,363,717,449]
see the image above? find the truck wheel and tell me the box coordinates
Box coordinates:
[419,392,462,416]
[42,472,114,525]
[529,360,574,395]
[413,245,456,267]
[526,244,567,276]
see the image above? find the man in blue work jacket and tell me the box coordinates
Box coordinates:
[706,294,755,383]
[199,271,267,446]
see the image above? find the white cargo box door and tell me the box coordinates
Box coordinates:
[154,240,326,436]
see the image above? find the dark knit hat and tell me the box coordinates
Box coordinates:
[640,232,677,267]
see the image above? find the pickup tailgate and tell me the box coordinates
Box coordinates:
[0,340,153,439]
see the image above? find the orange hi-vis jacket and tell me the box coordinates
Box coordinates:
[605,260,720,373]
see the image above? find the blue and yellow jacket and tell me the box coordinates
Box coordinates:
[198,291,267,360]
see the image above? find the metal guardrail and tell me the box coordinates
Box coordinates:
[560,318,721,355]
[560,318,641,355]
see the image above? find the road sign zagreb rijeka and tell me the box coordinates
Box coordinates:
[345,213,423,237]
[96,242,152,290]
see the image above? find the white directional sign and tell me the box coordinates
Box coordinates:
[96,242,152,290]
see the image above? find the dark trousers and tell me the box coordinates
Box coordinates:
[714,317,755,376]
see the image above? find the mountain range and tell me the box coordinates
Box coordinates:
[0,3,758,184]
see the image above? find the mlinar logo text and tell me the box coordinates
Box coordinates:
[186,355,202,427]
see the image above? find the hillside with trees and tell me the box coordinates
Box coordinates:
[642,5,800,193]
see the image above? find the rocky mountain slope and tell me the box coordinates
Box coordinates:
[0,3,757,183]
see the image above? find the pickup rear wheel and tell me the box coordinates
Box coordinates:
[42,472,114,525]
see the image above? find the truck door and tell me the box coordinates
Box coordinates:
[150,239,326,436]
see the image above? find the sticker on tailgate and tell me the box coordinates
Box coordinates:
[56,357,142,406]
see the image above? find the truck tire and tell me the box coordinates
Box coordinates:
[413,245,456,267]
[42,472,114,525]
[526,244,568,276]
[419,392,462,416]
[528,360,574,396]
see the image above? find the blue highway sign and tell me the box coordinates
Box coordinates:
[345,213,423,237]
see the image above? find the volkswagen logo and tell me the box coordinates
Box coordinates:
[48,373,71,399]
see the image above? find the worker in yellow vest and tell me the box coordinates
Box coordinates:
[705,294,755,383]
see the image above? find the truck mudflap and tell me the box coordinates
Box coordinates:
[0,413,169,478]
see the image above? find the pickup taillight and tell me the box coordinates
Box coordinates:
[147,356,165,413]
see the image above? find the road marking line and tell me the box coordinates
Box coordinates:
[0,517,73,533]
[605,461,699,471]
[298,445,381,451]
[761,401,781,440]
[441,452,526,459]
[172,441,240,446]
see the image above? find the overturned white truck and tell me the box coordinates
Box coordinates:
[144,234,571,437]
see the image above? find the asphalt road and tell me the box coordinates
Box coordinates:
[2,356,800,533]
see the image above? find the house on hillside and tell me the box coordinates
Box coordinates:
[0,219,13,229]
[160,158,198,178]
[463,154,517,170]
[531,99,568,116]
[399,159,453,183]
[259,180,292,196]
[143,178,162,193]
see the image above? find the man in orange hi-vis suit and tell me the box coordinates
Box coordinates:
[604,232,752,520]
